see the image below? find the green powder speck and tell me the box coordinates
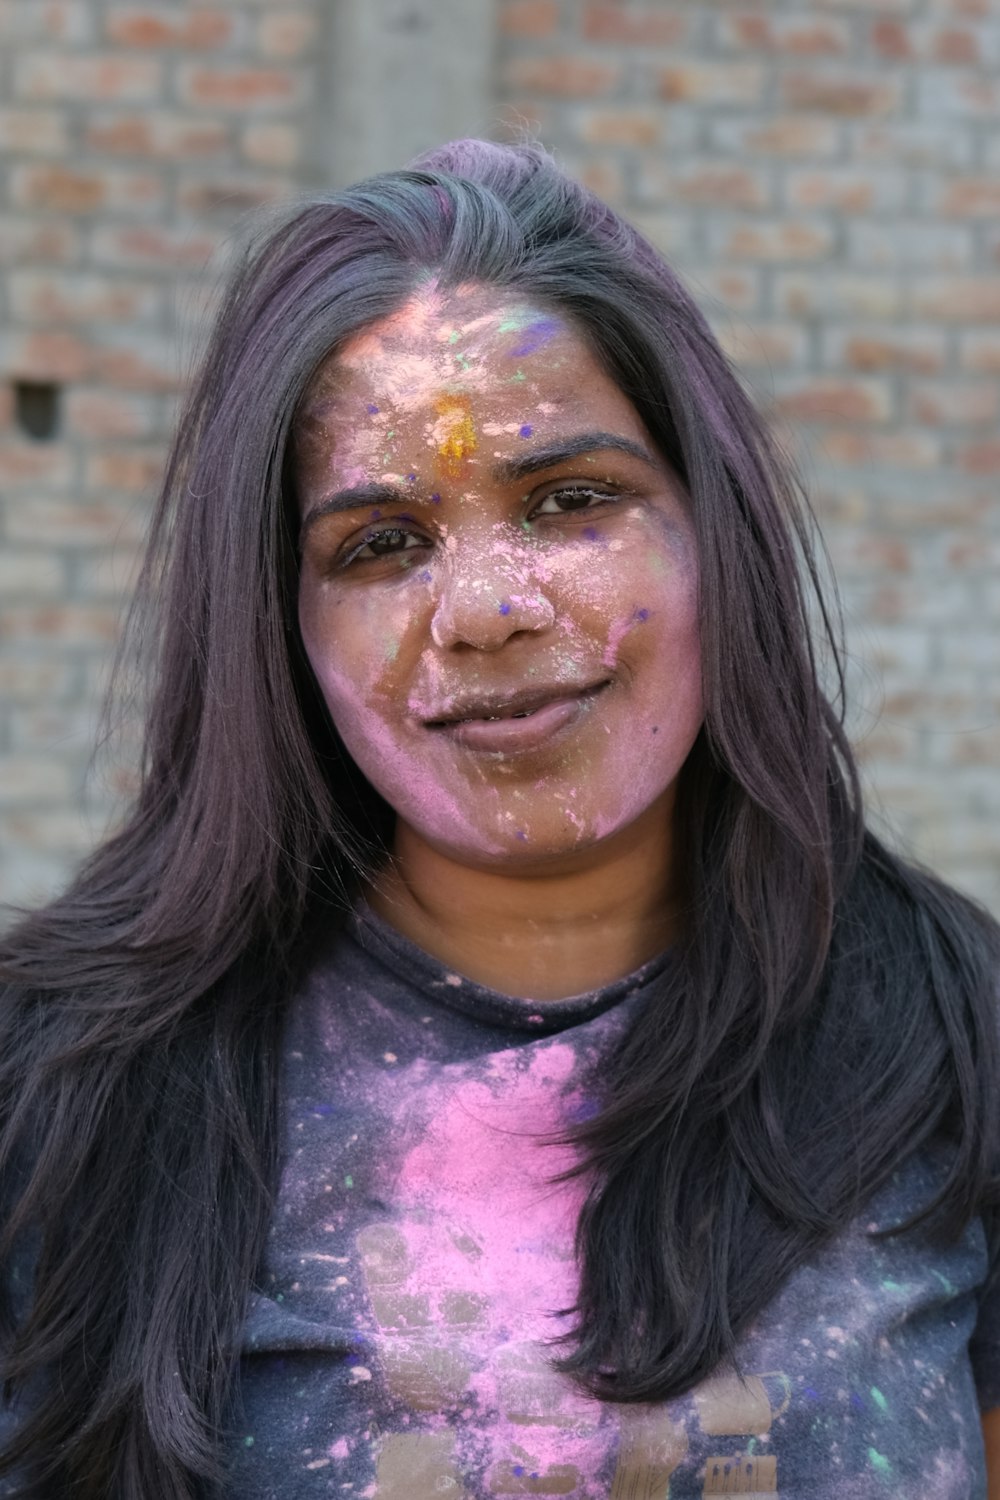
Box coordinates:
[344,1174,354,1188]
[868,1448,892,1476]
[871,1387,888,1413]
[244,1436,254,1448]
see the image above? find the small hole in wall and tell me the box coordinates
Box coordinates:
[14,380,60,441]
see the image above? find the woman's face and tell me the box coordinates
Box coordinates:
[295,285,703,871]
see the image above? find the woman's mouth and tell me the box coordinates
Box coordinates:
[426,683,608,753]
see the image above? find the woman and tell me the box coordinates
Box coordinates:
[1,139,998,1499]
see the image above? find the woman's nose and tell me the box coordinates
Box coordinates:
[429,546,556,651]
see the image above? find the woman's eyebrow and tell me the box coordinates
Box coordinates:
[300,431,660,535]
[300,481,407,535]
[493,431,660,484]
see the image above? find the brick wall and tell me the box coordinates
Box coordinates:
[0,0,320,906]
[1,0,998,916]
[498,0,1000,914]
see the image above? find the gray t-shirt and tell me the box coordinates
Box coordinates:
[3,905,999,1497]
[227,905,1000,1499]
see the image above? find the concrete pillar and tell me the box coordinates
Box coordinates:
[316,0,499,187]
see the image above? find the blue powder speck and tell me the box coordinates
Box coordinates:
[498,601,511,616]
[407,472,416,482]
[419,570,432,583]
[366,404,379,415]
[430,492,441,503]
[582,526,601,542]
[519,423,533,438]
[635,607,650,622]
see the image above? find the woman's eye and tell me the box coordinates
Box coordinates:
[348,527,424,563]
[532,487,616,516]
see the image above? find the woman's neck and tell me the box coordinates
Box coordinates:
[366,800,681,1000]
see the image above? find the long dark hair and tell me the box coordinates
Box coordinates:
[2,139,998,1497]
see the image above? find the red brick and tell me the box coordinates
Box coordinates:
[720,219,834,262]
[847,221,972,271]
[952,730,1000,767]
[176,174,292,218]
[957,441,1000,474]
[92,337,186,392]
[499,0,559,38]
[0,660,74,702]
[643,162,770,210]
[716,14,849,55]
[10,164,162,216]
[0,551,65,598]
[583,4,686,46]
[0,107,69,154]
[10,271,162,325]
[659,62,764,106]
[578,109,661,148]
[4,495,148,548]
[0,604,123,648]
[85,447,165,496]
[15,52,161,103]
[908,381,998,427]
[256,10,316,57]
[777,273,902,319]
[710,114,842,158]
[0,1,94,43]
[959,333,1000,373]
[910,278,1000,321]
[241,122,301,167]
[835,331,945,374]
[714,323,806,369]
[104,7,234,47]
[689,269,761,313]
[771,378,892,424]
[817,430,941,469]
[937,177,1000,217]
[782,70,902,117]
[1,810,98,855]
[0,216,80,265]
[85,112,230,159]
[928,0,989,15]
[88,224,221,271]
[496,100,554,141]
[786,169,902,214]
[0,440,73,488]
[177,64,303,111]
[870,18,913,58]
[571,158,625,204]
[922,74,1000,116]
[503,57,621,98]
[63,389,159,440]
[73,546,145,600]
[0,756,73,804]
[853,122,971,169]
[5,330,95,382]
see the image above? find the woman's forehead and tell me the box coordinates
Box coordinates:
[301,290,578,415]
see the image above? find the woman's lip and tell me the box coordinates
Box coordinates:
[432,686,605,753]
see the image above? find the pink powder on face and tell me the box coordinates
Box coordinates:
[296,291,704,871]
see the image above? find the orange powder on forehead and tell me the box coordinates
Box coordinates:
[434,394,478,475]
